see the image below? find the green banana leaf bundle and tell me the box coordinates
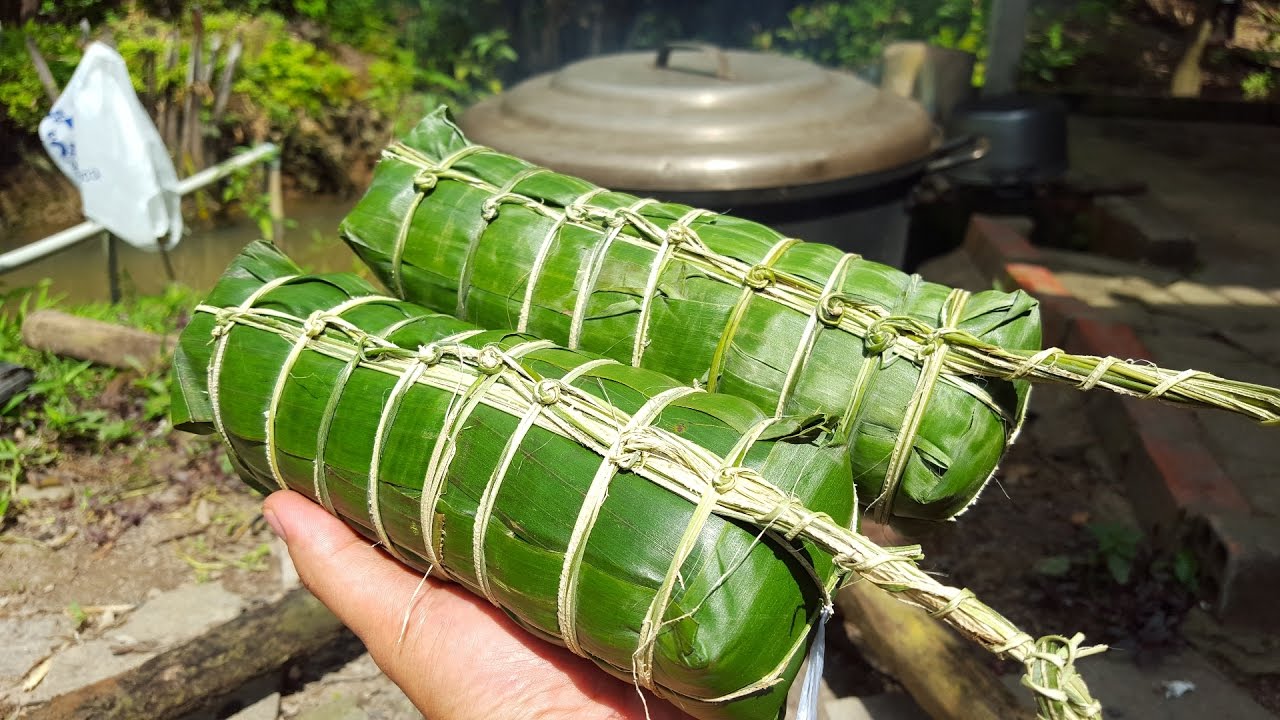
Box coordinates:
[172,242,1104,720]
[341,108,1280,529]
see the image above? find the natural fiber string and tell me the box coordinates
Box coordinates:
[265,296,387,495]
[380,142,1280,428]
[205,275,298,478]
[389,188,426,298]
[381,145,1011,432]
[386,145,489,297]
[458,166,548,318]
[631,209,712,367]
[705,237,800,393]
[774,252,858,416]
[556,386,698,657]
[198,302,1106,719]
[516,187,608,333]
[836,274,923,441]
[312,314,456,514]
[471,357,618,604]
[419,339,555,578]
[364,322,490,566]
[871,288,972,525]
[633,417,778,690]
[567,198,657,349]
[368,343,436,566]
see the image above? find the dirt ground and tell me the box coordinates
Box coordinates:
[1041,0,1280,100]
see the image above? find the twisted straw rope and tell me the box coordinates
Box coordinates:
[373,141,1280,427]
[200,301,1107,719]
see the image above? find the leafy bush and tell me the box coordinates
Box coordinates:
[1021,21,1080,83]
[0,281,197,521]
[0,22,81,130]
[754,0,986,72]
[231,16,357,124]
[1242,71,1274,101]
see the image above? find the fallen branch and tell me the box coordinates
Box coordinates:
[21,310,173,370]
[837,580,1035,720]
[12,588,347,720]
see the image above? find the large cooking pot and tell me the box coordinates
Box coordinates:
[461,43,978,267]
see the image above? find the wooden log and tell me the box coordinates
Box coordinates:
[836,580,1034,720]
[11,588,349,720]
[21,311,174,370]
[0,362,35,409]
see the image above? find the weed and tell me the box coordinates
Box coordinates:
[66,601,89,631]
[0,282,196,521]
[1087,521,1142,585]
[1242,71,1275,102]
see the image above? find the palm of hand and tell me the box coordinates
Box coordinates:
[265,491,691,720]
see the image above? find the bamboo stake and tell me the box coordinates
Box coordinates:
[161,31,180,152]
[24,34,60,104]
[180,8,205,172]
[212,36,241,122]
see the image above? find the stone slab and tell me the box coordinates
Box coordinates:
[15,582,246,703]
[0,616,68,686]
[1003,651,1273,720]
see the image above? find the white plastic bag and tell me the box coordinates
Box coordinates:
[39,42,182,251]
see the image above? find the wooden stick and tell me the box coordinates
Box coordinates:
[212,36,242,123]
[22,310,174,370]
[8,588,349,720]
[24,34,60,104]
[161,31,181,152]
[836,580,1034,720]
[180,7,204,172]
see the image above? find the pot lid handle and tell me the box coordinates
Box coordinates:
[654,42,733,81]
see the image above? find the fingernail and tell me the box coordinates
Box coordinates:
[264,507,287,541]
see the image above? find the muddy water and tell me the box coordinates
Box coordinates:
[1,196,363,304]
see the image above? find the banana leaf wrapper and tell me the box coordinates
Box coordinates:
[170,241,857,720]
[340,108,1041,529]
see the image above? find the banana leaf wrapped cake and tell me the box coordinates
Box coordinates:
[341,108,1280,529]
[172,242,1104,720]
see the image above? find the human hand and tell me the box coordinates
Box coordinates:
[263,490,691,720]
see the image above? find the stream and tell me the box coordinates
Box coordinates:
[1,196,361,304]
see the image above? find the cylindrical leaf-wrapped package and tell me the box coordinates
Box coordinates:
[340,109,1037,530]
[172,242,1107,720]
[341,109,1280,529]
[171,242,854,719]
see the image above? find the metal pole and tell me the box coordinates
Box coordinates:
[0,142,278,275]
[983,0,1030,96]
[265,153,284,243]
[0,220,104,274]
[103,231,121,304]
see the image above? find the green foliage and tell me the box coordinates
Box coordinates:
[0,282,197,521]
[755,0,986,72]
[1242,71,1275,102]
[417,29,517,110]
[0,22,81,130]
[1086,521,1142,585]
[234,27,355,124]
[1019,0,1121,86]
[1022,21,1081,83]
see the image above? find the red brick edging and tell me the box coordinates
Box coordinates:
[962,215,1261,620]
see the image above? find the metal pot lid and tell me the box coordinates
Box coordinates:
[459,43,934,191]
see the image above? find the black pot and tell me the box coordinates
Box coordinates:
[945,94,1068,187]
